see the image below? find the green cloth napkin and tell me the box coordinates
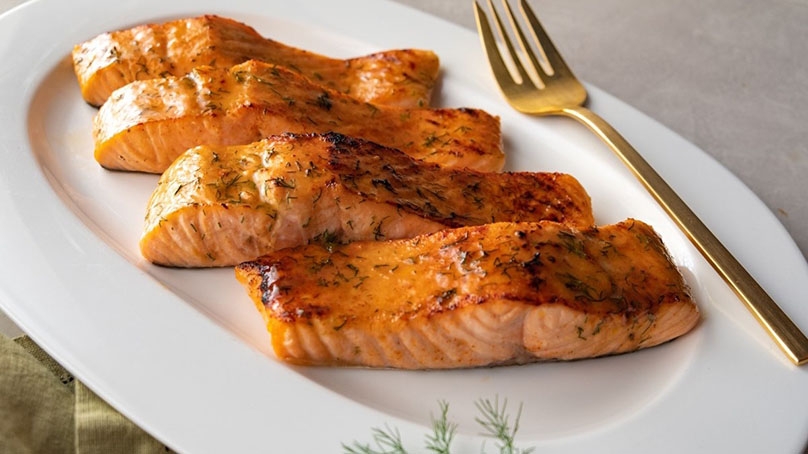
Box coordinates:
[0,334,172,454]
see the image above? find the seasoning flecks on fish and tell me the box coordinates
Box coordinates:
[73,15,440,108]
[141,133,592,267]
[93,60,502,173]
[235,219,699,369]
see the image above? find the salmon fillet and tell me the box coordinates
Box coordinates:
[235,219,699,369]
[93,60,502,174]
[72,15,440,108]
[141,132,593,267]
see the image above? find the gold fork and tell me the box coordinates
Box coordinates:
[474,0,808,366]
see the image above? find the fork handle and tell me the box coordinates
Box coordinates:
[562,105,808,366]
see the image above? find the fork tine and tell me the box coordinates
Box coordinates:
[474,0,536,88]
[484,0,537,86]
[498,0,548,85]
[473,2,519,90]
[518,0,574,78]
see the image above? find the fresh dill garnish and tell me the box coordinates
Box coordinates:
[475,397,535,454]
[425,400,456,454]
[343,397,533,454]
[342,424,407,454]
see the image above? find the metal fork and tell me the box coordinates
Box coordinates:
[474,0,808,366]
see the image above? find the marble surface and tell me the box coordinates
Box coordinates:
[1,0,806,332]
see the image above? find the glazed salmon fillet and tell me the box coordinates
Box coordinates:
[141,133,593,267]
[93,60,502,174]
[73,15,440,108]
[235,219,699,369]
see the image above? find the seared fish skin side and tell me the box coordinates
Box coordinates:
[141,132,593,267]
[72,15,440,108]
[235,220,699,369]
[93,60,502,174]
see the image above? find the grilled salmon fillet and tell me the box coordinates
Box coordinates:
[73,15,440,108]
[235,219,699,369]
[94,60,502,174]
[141,132,593,267]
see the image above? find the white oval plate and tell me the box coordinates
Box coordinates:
[1,0,807,452]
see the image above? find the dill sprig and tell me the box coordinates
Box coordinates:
[343,397,533,454]
[425,400,456,454]
[475,397,535,454]
[342,424,407,454]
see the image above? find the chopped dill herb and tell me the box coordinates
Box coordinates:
[557,230,587,258]
[271,177,296,189]
[316,92,333,110]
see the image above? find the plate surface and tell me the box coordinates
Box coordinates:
[1,0,807,452]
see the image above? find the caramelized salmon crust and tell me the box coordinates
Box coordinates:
[141,132,593,267]
[72,14,440,108]
[93,60,502,174]
[235,219,699,369]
